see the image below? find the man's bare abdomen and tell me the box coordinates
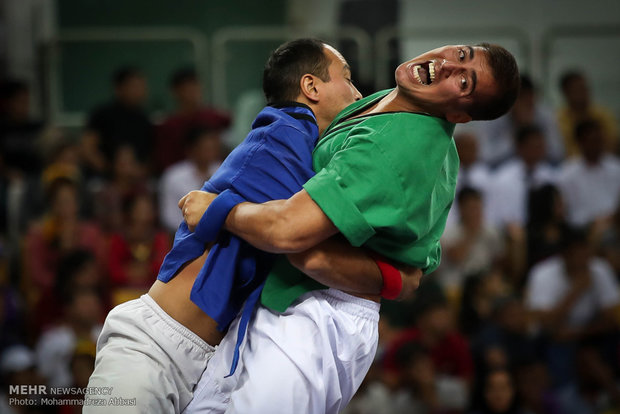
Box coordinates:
[148,250,225,346]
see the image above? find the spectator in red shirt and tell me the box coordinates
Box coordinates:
[384,300,474,412]
[107,191,170,303]
[154,67,231,173]
[23,177,106,294]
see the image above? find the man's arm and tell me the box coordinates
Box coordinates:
[287,236,422,301]
[180,189,337,253]
[180,191,422,300]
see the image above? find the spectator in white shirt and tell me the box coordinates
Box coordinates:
[440,187,504,293]
[446,129,492,230]
[557,119,620,228]
[35,288,103,388]
[525,226,620,388]
[159,127,222,233]
[487,125,557,229]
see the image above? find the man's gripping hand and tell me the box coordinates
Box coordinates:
[396,264,423,301]
[178,190,217,232]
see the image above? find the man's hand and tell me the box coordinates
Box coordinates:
[396,265,423,301]
[178,190,218,231]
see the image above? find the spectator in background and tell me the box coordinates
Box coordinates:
[23,177,106,300]
[458,269,511,338]
[446,130,492,230]
[107,191,169,305]
[59,341,97,413]
[557,119,620,229]
[384,300,474,413]
[0,80,45,245]
[0,79,44,176]
[472,296,541,375]
[525,226,620,389]
[40,136,90,219]
[526,184,566,270]
[486,125,557,286]
[0,345,45,412]
[81,67,153,177]
[33,250,109,335]
[557,70,619,157]
[599,205,620,277]
[514,359,561,414]
[477,75,564,167]
[469,368,525,414]
[91,145,150,233]
[0,284,27,356]
[154,67,230,173]
[159,127,222,233]
[487,125,557,229]
[439,187,504,298]
[342,343,440,414]
[556,344,620,414]
[35,288,103,388]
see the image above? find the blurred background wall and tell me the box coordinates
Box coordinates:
[2,0,619,127]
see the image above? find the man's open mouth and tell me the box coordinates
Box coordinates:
[412,61,436,85]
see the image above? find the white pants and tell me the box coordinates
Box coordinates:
[184,288,380,414]
[85,295,216,414]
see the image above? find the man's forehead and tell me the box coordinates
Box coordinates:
[323,44,348,67]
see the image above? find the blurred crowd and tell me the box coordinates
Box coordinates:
[0,62,619,414]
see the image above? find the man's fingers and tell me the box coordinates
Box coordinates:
[178,193,189,210]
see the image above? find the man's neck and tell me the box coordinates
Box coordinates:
[362,88,427,116]
[291,98,327,135]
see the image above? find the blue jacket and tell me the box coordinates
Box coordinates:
[157,102,318,373]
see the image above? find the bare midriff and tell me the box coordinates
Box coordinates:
[148,250,225,346]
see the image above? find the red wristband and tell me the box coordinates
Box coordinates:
[372,255,403,300]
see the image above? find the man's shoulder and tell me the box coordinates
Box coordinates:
[349,113,455,164]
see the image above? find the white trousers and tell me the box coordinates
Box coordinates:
[85,294,215,414]
[184,288,380,414]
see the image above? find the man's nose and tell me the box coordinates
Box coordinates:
[353,87,362,101]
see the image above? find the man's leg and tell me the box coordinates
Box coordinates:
[85,295,215,413]
[186,289,379,414]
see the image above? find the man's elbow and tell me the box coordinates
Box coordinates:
[287,249,327,275]
[267,213,317,253]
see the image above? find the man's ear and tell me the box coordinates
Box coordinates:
[299,74,320,103]
[445,111,472,124]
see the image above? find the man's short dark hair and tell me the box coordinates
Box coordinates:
[466,43,520,121]
[559,70,584,93]
[456,186,481,207]
[263,38,332,103]
[113,66,143,87]
[515,124,543,146]
[170,67,198,89]
[520,74,534,94]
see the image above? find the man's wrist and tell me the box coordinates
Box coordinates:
[194,190,245,242]
[370,253,403,300]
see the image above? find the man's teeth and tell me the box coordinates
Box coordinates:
[413,61,436,85]
[413,65,422,84]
